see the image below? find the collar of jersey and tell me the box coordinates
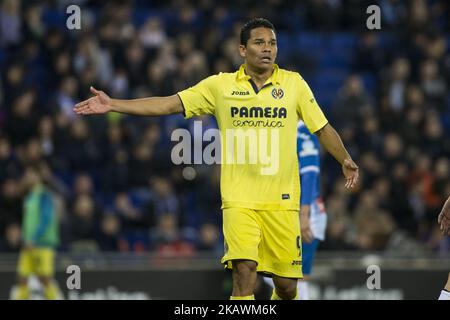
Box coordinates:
[236,64,281,85]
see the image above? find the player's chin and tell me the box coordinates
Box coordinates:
[256,61,274,71]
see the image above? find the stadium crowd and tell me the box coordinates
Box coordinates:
[0,0,449,257]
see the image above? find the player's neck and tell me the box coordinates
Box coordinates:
[244,64,273,89]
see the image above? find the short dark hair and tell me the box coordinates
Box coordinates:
[240,18,275,46]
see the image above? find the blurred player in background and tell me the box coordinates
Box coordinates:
[438,195,450,300]
[74,18,358,300]
[264,120,327,300]
[14,165,60,300]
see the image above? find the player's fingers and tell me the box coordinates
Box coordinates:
[76,105,93,115]
[346,178,353,189]
[74,105,87,114]
[75,100,89,108]
[351,175,358,188]
[345,179,350,189]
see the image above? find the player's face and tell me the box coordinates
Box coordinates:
[239,27,277,72]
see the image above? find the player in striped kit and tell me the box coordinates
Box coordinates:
[295,120,327,300]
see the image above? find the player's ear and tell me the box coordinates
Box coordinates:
[239,44,246,58]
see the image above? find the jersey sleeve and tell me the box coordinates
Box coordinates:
[177,74,219,119]
[295,75,329,133]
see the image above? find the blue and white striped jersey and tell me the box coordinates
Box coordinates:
[297,121,327,240]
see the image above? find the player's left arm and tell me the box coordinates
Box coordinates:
[315,123,359,189]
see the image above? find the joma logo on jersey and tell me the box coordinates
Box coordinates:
[291,260,302,266]
[230,106,287,118]
[231,90,250,96]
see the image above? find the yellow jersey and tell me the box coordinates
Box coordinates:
[177,64,328,211]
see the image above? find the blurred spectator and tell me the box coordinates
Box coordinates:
[5,90,38,146]
[38,116,55,158]
[419,59,447,110]
[150,213,195,257]
[380,0,407,29]
[128,141,155,187]
[143,177,180,228]
[0,0,22,47]
[321,195,357,251]
[0,137,22,181]
[67,194,100,251]
[196,223,222,256]
[3,63,26,104]
[65,119,101,171]
[139,17,167,49]
[355,33,385,73]
[0,179,23,234]
[113,192,145,231]
[333,75,373,129]
[353,191,396,250]
[72,173,95,198]
[0,223,22,252]
[97,214,123,251]
[55,76,79,121]
[23,4,45,41]
[382,57,411,112]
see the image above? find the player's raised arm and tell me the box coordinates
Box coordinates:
[314,123,359,189]
[74,86,184,116]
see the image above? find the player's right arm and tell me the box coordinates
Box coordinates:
[74,86,184,116]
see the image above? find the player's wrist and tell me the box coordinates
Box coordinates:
[342,156,353,165]
[110,99,120,112]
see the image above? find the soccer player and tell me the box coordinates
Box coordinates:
[264,120,327,299]
[74,18,359,300]
[15,165,60,300]
[438,195,450,300]
[296,120,328,299]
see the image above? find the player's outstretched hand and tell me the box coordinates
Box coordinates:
[438,197,450,236]
[74,86,112,115]
[342,158,359,189]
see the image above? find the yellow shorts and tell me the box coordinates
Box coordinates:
[17,248,55,278]
[221,208,303,279]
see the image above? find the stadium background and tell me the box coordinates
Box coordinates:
[0,0,449,299]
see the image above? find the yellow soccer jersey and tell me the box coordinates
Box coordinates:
[178,64,328,211]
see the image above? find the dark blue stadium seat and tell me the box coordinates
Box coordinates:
[361,72,378,96]
[327,33,358,50]
[42,9,66,29]
[296,32,326,51]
